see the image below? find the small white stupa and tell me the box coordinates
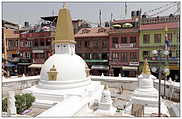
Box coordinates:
[23,4,104,116]
[94,84,116,115]
[124,59,169,117]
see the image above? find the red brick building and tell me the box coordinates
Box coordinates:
[27,31,53,75]
[75,27,110,75]
[108,19,140,77]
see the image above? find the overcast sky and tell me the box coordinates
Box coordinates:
[2,2,179,26]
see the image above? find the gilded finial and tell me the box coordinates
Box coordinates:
[55,2,76,44]
[142,58,151,75]
[63,2,67,8]
[50,65,56,71]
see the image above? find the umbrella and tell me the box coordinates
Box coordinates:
[122,23,133,28]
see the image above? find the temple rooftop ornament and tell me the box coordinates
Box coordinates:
[124,59,170,117]
[55,3,76,44]
[142,58,151,75]
[47,65,58,81]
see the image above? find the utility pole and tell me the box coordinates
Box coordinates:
[110,13,113,27]
[99,9,102,27]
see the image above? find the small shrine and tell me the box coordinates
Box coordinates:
[47,65,58,81]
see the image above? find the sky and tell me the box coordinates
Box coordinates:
[2,1,179,26]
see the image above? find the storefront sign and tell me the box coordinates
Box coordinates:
[32,50,44,53]
[129,62,139,66]
[115,43,133,48]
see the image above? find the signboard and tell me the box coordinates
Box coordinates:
[32,50,44,53]
[129,62,139,66]
[115,43,133,48]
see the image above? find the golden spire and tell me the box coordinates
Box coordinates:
[55,3,76,44]
[142,58,151,75]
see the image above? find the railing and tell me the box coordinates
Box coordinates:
[2,75,40,97]
[2,75,180,101]
[90,75,180,102]
[32,46,51,50]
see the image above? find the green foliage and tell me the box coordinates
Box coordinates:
[2,97,7,112]
[2,93,35,114]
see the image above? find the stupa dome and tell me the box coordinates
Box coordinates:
[38,54,91,89]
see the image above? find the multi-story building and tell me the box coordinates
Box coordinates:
[18,33,32,75]
[139,15,180,81]
[108,11,141,77]
[75,27,110,75]
[2,20,19,76]
[29,31,54,75]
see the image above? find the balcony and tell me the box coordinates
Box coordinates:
[32,46,52,50]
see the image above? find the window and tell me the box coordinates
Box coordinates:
[121,37,127,43]
[85,41,89,48]
[120,52,128,62]
[154,34,161,43]
[112,52,119,60]
[85,53,90,59]
[40,41,44,46]
[102,40,108,48]
[102,53,107,59]
[46,41,51,46]
[176,50,179,58]
[21,41,24,47]
[92,40,98,48]
[34,41,38,47]
[167,33,172,42]
[26,52,31,58]
[130,37,136,43]
[112,37,119,48]
[143,51,150,58]
[16,40,18,47]
[130,52,137,61]
[92,53,100,59]
[143,34,150,44]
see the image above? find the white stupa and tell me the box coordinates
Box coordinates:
[94,84,116,115]
[23,4,104,116]
[124,59,169,117]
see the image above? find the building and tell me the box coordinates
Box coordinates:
[2,20,19,76]
[29,31,54,75]
[108,11,141,77]
[17,32,32,75]
[139,15,180,81]
[75,27,110,75]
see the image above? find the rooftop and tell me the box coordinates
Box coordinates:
[75,27,109,38]
[140,22,179,30]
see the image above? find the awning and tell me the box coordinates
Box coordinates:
[91,65,109,70]
[85,60,108,63]
[17,63,31,65]
[122,66,138,70]
[28,64,43,68]
[169,65,180,70]
[5,62,16,67]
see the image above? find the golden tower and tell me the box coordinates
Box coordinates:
[55,4,76,44]
[142,58,151,75]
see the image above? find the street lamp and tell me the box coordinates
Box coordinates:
[151,49,169,117]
